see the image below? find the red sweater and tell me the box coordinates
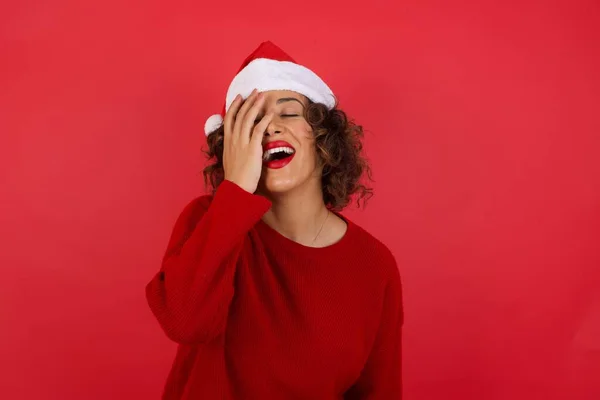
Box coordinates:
[146,180,403,399]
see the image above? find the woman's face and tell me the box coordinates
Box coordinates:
[255,90,322,196]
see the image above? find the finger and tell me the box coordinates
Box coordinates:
[224,94,243,141]
[233,89,258,138]
[252,112,273,140]
[233,89,259,141]
[240,93,266,144]
[251,112,273,149]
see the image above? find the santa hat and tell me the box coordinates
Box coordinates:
[204,41,336,136]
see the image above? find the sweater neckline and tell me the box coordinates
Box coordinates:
[255,210,354,253]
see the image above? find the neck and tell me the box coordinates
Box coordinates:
[259,181,329,246]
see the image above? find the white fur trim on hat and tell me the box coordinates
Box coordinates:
[224,58,335,113]
[204,114,224,136]
[204,58,335,136]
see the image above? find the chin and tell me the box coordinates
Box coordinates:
[259,175,298,194]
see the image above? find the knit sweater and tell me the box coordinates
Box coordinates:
[146,180,403,399]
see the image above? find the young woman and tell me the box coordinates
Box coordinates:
[146,41,403,399]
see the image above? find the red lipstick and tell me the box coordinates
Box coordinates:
[262,140,296,169]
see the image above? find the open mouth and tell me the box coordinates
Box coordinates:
[262,140,297,169]
[263,146,296,162]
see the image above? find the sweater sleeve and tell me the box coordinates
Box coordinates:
[145,179,272,345]
[345,260,404,399]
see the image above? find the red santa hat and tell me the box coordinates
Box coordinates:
[204,41,336,136]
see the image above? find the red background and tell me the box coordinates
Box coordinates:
[1,1,599,399]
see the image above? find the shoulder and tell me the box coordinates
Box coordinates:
[346,217,401,283]
[344,218,404,321]
[347,218,397,267]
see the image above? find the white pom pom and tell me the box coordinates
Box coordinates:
[204,114,224,136]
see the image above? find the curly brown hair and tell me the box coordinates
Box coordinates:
[202,101,373,211]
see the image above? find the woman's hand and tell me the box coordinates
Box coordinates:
[223,89,274,194]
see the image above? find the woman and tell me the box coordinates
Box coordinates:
[146,41,403,399]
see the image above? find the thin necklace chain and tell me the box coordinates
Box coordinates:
[311,210,330,245]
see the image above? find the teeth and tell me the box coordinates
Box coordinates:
[263,146,295,161]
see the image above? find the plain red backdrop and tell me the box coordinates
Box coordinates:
[1,0,599,399]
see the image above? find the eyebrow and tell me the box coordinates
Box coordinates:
[276,97,305,107]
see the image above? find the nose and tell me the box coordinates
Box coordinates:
[264,120,281,136]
